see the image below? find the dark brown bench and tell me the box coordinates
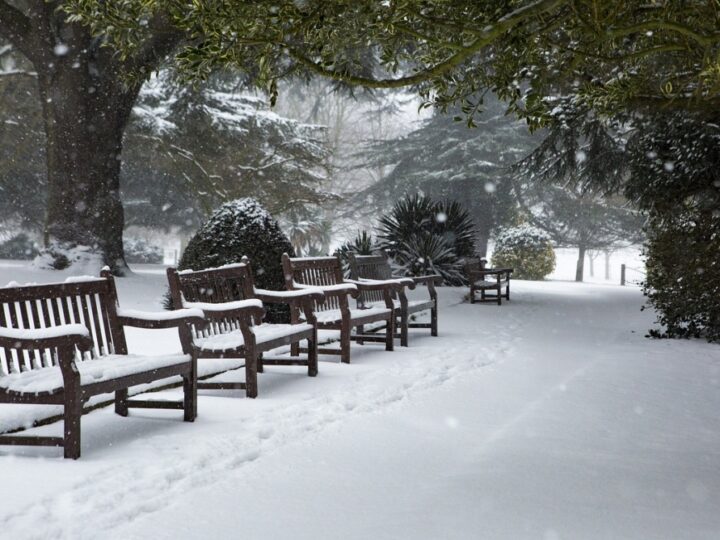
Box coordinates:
[348,253,440,347]
[282,254,399,364]
[167,259,324,398]
[0,270,205,459]
[464,257,513,305]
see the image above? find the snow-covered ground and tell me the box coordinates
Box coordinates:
[0,260,719,539]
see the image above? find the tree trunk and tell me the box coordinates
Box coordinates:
[39,71,137,273]
[575,244,586,282]
[0,6,181,274]
[604,250,611,280]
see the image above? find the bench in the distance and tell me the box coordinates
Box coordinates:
[282,254,402,364]
[0,270,204,459]
[348,252,441,346]
[166,259,324,398]
[464,257,513,305]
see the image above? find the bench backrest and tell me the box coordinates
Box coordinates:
[281,254,344,313]
[348,253,395,305]
[167,261,257,335]
[0,275,124,376]
[463,257,487,274]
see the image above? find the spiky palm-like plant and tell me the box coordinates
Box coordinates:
[377,194,476,284]
[335,230,377,277]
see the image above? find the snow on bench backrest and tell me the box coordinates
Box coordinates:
[0,277,120,376]
[349,253,395,305]
[281,255,344,313]
[167,263,256,338]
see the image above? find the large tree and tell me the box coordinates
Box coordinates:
[7,0,719,271]
[359,96,540,255]
[0,2,181,272]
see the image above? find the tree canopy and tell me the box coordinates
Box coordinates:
[64,1,720,121]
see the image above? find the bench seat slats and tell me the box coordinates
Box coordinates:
[194,323,314,352]
[0,353,191,395]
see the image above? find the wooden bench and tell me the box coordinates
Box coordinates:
[167,259,324,398]
[282,254,399,364]
[0,270,205,459]
[348,252,440,347]
[464,257,513,305]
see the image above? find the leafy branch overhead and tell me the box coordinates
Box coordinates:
[64,1,720,121]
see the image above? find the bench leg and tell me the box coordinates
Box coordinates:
[356,324,364,345]
[245,347,259,398]
[183,357,197,422]
[385,317,394,352]
[400,311,409,347]
[307,334,318,377]
[64,386,82,460]
[497,287,502,305]
[470,287,476,304]
[115,388,128,417]
[506,282,510,300]
[257,352,264,373]
[340,323,351,364]
[291,341,300,357]
[431,303,438,337]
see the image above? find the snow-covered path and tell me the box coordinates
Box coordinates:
[1,275,719,539]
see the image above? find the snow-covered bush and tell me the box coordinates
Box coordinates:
[123,238,163,264]
[0,233,39,260]
[174,198,295,322]
[378,194,475,285]
[491,225,555,280]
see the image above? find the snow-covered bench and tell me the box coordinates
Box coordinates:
[464,258,513,305]
[348,252,441,347]
[0,270,205,459]
[282,254,402,364]
[166,259,325,398]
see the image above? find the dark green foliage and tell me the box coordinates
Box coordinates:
[335,230,377,277]
[643,210,720,341]
[0,233,39,260]
[378,194,475,285]
[492,225,555,280]
[359,98,538,255]
[175,198,295,322]
[394,233,464,285]
[627,113,720,341]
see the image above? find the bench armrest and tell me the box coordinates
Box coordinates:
[254,288,325,305]
[115,308,207,330]
[0,323,94,351]
[292,282,359,299]
[344,278,406,293]
[411,274,443,286]
[182,299,265,321]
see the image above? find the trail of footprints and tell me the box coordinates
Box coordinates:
[1,308,528,539]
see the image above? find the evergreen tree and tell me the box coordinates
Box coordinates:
[361,96,540,255]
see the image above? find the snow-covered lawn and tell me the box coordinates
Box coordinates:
[0,262,719,539]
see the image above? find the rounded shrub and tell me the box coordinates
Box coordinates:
[491,225,555,280]
[175,198,295,321]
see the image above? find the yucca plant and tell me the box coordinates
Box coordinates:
[335,230,377,277]
[377,194,476,284]
[393,233,466,285]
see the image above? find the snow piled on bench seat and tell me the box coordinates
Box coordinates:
[0,353,191,395]
[195,323,313,351]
